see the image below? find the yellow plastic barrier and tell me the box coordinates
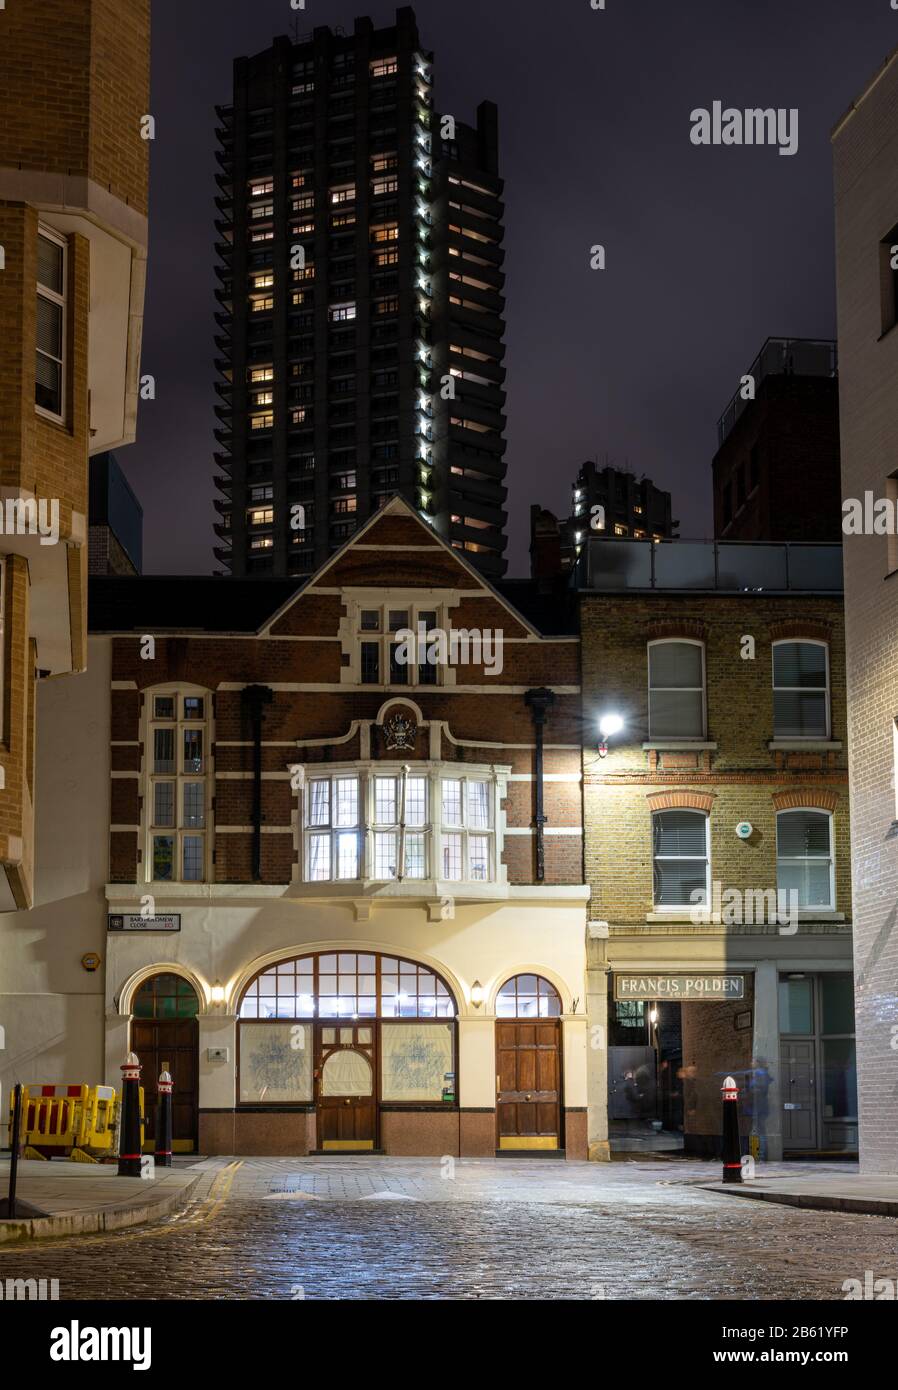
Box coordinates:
[11,1083,144,1162]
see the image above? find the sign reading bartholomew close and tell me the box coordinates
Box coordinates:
[614,973,745,1001]
[108,914,181,932]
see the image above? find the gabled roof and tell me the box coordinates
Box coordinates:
[88,497,576,639]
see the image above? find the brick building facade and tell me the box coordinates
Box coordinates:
[0,0,149,910]
[833,42,898,1175]
[580,539,855,1161]
[91,500,589,1157]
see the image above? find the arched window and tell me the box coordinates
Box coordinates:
[776,809,834,909]
[496,974,561,1019]
[772,640,829,739]
[652,808,710,908]
[648,640,706,739]
[132,972,200,1020]
[238,951,457,1020]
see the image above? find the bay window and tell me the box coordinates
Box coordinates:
[300,765,499,884]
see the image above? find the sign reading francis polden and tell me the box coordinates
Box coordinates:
[614,974,745,1001]
[108,914,181,933]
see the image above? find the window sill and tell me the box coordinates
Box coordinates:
[645,910,709,923]
[768,740,842,751]
[642,741,717,751]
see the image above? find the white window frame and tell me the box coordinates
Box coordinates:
[35,225,67,424]
[647,638,706,740]
[297,761,504,887]
[772,639,831,740]
[776,808,835,911]
[354,601,445,689]
[143,687,213,885]
[651,808,710,910]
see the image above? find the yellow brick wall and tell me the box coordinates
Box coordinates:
[0,0,150,216]
[581,595,849,924]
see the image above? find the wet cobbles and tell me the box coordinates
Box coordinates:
[0,1158,894,1300]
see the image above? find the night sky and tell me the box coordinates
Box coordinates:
[125,0,898,575]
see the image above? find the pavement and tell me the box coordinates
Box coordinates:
[705,1169,898,1218]
[1,1156,897,1299]
[1,1151,897,1250]
[0,1157,201,1244]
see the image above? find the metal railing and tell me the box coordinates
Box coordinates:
[717,337,837,447]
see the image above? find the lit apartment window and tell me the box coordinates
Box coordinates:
[250,294,274,313]
[652,810,710,909]
[250,229,274,244]
[372,177,398,197]
[249,366,274,383]
[776,810,834,909]
[250,536,274,550]
[248,178,274,198]
[248,507,274,527]
[772,640,829,739]
[372,223,399,243]
[251,412,274,431]
[331,211,356,229]
[147,692,210,883]
[330,184,355,205]
[329,302,356,322]
[36,229,66,420]
[648,640,706,739]
[613,524,628,536]
[375,295,399,315]
[292,194,315,212]
[373,249,399,267]
[251,272,274,291]
[252,390,274,407]
[333,497,357,515]
[371,153,399,173]
[370,57,398,78]
[249,202,274,221]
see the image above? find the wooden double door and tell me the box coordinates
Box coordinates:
[315,1023,377,1151]
[130,1018,199,1152]
[496,1021,561,1150]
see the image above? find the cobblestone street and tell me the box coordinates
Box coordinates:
[0,1158,895,1300]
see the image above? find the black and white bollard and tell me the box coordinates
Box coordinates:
[154,1070,173,1168]
[721,1074,743,1183]
[118,1051,143,1177]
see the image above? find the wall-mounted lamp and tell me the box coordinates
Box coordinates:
[209,980,226,1006]
[598,713,624,758]
[470,980,485,1009]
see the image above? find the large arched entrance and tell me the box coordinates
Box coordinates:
[238,951,458,1151]
[131,972,200,1153]
[495,974,563,1151]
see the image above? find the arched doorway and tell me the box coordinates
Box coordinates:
[131,973,200,1153]
[495,974,563,1152]
[237,951,458,1151]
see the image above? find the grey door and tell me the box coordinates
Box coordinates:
[608,1046,656,1120]
[780,1039,817,1149]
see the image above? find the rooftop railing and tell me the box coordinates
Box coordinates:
[716,337,837,447]
[583,539,843,593]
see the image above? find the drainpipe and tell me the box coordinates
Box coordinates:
[242,685,273,882]
[524,687,556,883]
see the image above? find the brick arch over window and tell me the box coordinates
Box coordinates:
[769,620,831,644]
[772,789,839,813]
[646,618,706,643]
[646,790,716,813]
